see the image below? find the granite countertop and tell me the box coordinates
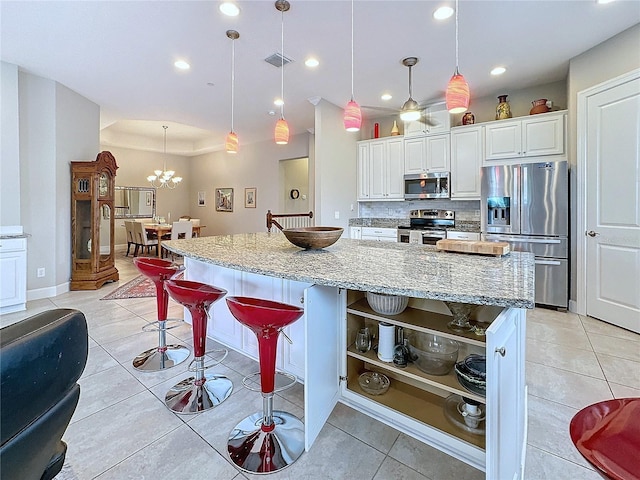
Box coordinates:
[348,218,481,233]
[164,233,534,308]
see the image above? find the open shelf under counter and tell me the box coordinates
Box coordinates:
[346,357,486,451]
[346,297,501,348]
[347,344,485,404]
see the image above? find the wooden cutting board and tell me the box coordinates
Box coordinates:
[435,239,510,256]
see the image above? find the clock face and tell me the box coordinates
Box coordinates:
[99,173,109,196]
[290,188,300,200]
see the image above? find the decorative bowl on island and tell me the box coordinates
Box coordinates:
[282,226,343,249]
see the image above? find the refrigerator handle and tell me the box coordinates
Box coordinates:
[489,236,562,244]
[535,260,562,266]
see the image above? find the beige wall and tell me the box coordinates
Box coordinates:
[99,145,191,246]
[567,24,640,304]
[1,62,21,225]
[280,157,309,214]
[187,133,310,236]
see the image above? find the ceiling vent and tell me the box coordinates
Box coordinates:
[265,52,293,68]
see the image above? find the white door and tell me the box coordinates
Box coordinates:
[583,72,640,333]
[304,285,341,451]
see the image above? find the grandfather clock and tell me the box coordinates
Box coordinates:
[70,151,119,290]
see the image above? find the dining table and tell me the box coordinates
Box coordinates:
[144,223,204,257]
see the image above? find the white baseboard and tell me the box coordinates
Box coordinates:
[568,299,580,315]
[27,282,69,301]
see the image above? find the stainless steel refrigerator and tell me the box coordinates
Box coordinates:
[481,161,568,309]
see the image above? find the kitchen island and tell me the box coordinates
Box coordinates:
[163,233,534,479]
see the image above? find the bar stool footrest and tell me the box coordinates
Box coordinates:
[187,349,228,372]
[141,318,185,333]
[242,371,297,393]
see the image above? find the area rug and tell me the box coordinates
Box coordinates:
[101,272,183,300]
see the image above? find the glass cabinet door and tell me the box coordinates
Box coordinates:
[76,200,92,259]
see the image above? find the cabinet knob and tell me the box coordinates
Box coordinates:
[300,296,304,304]
[495,347,506,357]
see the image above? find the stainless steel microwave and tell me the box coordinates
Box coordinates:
[404,172,450,199]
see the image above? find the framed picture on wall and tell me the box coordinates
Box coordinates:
[245,187,256,208]
[216,188,233,212]
[197,191,206,207]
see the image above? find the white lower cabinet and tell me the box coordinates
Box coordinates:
[184,258,308,380]
[341,291,526,478]
[360,227,397,242]
[350,226,362,239]
[447,231,481,241]
[0,237,27,313]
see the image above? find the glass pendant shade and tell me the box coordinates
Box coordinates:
[343,100,362,132]
[446,70,470,114]
[226,131,238,153]
[275,118,289,145]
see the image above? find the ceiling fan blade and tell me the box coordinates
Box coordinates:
[419,115,439,127]
[361,105,399,113]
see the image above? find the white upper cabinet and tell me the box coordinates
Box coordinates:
[403,110,452,138]
[358,137,404,201]
[404,134,451,174]
[450,125,483,200]
[484,111,566,164]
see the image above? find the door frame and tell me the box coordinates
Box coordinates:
[575,68,640,315]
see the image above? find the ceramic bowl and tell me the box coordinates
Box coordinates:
[282,227,343,249]
[408,334,459,376]
[454,354,486,396]
[358,371,390,395]
[365,292,409,315]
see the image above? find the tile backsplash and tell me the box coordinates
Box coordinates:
[358,200,480,222]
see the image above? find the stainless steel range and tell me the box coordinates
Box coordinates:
[397,209,454,245]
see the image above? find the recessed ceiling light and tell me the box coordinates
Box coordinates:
[274,98,284,106]
[305,57,319,67]
[596,0,615,4]
[174,60,190,70]
[219,2,240,16]
[381,93,392,101]
[491,66,506,76]
[433,6,454,20]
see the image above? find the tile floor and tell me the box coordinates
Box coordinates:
[2,251,638,480]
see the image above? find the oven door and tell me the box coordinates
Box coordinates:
[421,230,446,245]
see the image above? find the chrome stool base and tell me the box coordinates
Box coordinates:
[165,374,233,414]
[132,344,190,371]
[228,411,304,474]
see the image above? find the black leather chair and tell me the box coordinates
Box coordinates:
[0,309,88,480]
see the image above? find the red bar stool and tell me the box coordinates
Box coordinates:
[163,279,233,414]
[132,257,190,371]
[225,296,305,474]
[569,397,640,480]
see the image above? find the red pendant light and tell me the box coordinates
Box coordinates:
[275,118,289,144]
[226,30,240,153]
[274,1,290,145]
[446,0,470,114]
[343,0,361,132]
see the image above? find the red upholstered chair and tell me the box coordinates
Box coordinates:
[163,279,233,414]
[132,257,189,371]
[225,296,305,474]
[569,397,640,480]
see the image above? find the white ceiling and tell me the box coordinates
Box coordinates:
[2,1,639,155]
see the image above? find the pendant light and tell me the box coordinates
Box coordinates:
[446,0,470,114]
[226,30,239,154]
[274,0,290,145]
[399,57,421,122]
[343,0,361,132]
[147,125,182,189]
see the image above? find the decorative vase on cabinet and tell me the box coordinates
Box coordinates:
[529,99,550,115]
[495,95,512,120]
[391,120,400,136]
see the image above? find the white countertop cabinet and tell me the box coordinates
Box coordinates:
[358,137,404,201]
[342,294,526,478]
[360,227,397,242]
[484,111,566,164]
[450,126,483,200]
[0,237,27,313]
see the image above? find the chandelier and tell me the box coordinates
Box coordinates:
[147,125,182,189]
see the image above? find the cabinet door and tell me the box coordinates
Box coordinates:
[357,142,370,200]
[404,118,427,137]
[522,114,564,157]
[486,308,526,480]
[282,280,310,380]
[350,227,362,239]
[0,250,26,309]
[426,134,450,172]
[386,137,405,199]
[369,140,386,199]
[404,137,426,174]
[485,120,522,160]
[451,127,482,200]
[305,285,341,450]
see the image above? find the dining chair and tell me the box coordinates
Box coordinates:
[124,221,136,256]
[132,221,158,256]
[162,221,192,259]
